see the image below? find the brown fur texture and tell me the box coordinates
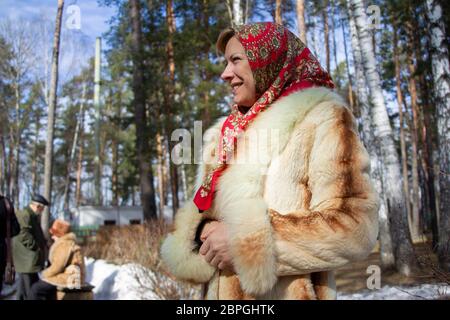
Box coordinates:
[160,87,379,300]
[42,232,86,288]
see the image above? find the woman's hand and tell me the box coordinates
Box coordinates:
[199,220,221,242]
[199,221,234,272]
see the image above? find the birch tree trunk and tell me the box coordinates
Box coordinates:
[347,4,395,269]
[130,0,157,220]
[43,0,64,239]
[349,0,417,275]
[233,0,243,26]
[425,0,450,271]
[296,0,307,45]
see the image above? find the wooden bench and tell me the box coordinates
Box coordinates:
[56,284,95,300]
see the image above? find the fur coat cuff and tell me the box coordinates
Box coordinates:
[160,201,216,284]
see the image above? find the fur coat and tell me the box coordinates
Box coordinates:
[42,232,86,288]
[161,87,379,300]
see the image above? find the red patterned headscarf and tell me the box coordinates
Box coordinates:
[193,22,334,212]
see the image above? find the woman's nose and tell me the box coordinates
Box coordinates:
[221,63,233,82]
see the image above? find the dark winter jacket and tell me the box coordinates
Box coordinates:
[12,206,47,273]
[0,195,20,267]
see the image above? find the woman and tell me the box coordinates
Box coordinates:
[161,22,379,300]
[30,219,85,300]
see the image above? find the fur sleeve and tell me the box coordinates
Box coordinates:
[159,117,226,284]
[270,105,379,276]
[160,201,216,283]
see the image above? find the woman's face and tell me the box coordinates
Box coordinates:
[221,36,257,107]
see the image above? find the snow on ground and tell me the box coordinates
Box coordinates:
[2,258,448,300]
[85,257,161,300]
[86,258,448,300]
[338,283,449,300]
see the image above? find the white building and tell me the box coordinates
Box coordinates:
[69,206,144,228]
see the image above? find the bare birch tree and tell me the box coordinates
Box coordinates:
[425,0,450,271]
[347,5,395,269]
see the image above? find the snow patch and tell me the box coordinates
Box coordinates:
[85,257,159,300]
[338,283,449,300]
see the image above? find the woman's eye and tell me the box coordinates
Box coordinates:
[232,57,240,63]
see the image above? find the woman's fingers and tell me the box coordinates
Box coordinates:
[204,248,216,263]
[199,239,210,255]
[210,255,221,268]
[200,220,221,241]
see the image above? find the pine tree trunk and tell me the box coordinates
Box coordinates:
[425,0,450,271]
[14,84,21,207]
[42,0,64,239]
[31,107,41,194]
[340,14,354,111]
[331,0,338,72]
[111,138,118,207]
[275,0,282,25]
[111,91,120,208]
[94,38,102,206]
[166,0,180,216]
[393,23,413,232]
[130,0,157,220]
[75,114,84,208]
[347,4,395,269]
[413,26,438,247]
[405,19,422,240]
[156,133,165,218]
[296,0,307,45]
[63,84,86,212]
[7,129,13,199]
[322,5,330,72]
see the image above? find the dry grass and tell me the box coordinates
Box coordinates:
[81,220,201,300]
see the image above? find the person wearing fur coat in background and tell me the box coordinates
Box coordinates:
[160,22,379,300]
[29,219,86,300]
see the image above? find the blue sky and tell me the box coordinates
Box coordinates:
[0,0,117,84]
[0,0,115,40]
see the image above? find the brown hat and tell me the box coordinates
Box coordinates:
[49,219,71,237]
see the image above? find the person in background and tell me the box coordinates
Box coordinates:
[30,219,85,300]
[13,194,49,300]
[0,195,20,297]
